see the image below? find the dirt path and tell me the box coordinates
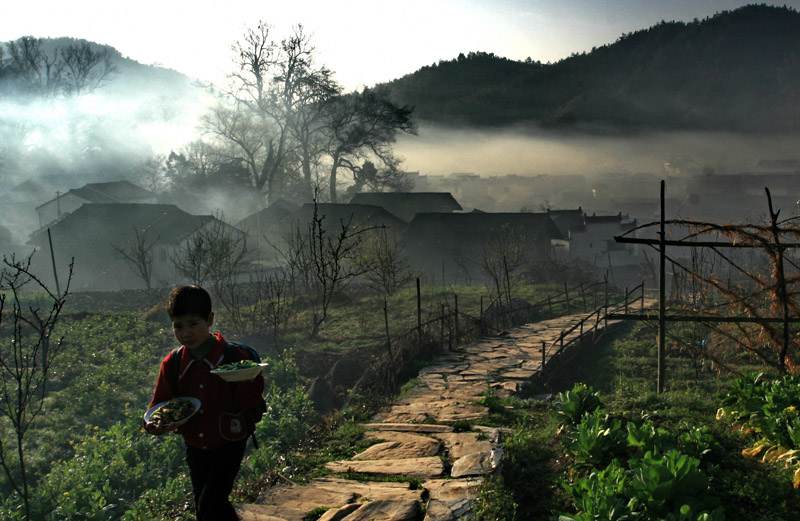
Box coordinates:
[235,309,634,521]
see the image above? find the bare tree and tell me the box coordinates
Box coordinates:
[0,254,73,521]
[203,23,340,203]
[480,223,526,308]
[171,216,249,288]
[305,197,373,337]
[113,226,160,290]
[6,37,62,97]
[2,37,117,97]
[354,226,416,296]
[323,88,416,202]
[59,41,117,95]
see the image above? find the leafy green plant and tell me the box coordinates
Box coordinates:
[627,450,719,517]
[555,383,603,427]
[560,461,637,521]
[626,417,674,456]
[561,409,626,470]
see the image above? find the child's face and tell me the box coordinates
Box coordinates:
[171,313,214,351]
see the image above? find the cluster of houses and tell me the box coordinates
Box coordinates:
[4,180,649,292]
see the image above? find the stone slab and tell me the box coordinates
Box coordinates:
[360,423,454,433]
[353,439,439,460]
[325,456,446,478]
[451,449,504,478]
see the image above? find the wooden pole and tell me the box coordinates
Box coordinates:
[564,282,571,313]
[658,180,666,393]
[454,294,459,346]
[384,299,395,391]
[47,228,60,295]
[416,278,422,351]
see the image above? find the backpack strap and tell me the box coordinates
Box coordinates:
[167,346,184,397]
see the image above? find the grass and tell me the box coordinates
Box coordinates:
[485,321,800,521]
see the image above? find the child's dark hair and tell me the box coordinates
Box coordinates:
[167,285,213,320]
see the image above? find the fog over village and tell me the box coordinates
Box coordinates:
[3,2,800,520]
[2,5,800,293]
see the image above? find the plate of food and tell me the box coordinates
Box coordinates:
[144,397,201,428]
[210,360,268,382]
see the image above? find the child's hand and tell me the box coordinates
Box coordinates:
[144,420,176,435]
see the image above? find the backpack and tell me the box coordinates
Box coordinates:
[167,341,268,449]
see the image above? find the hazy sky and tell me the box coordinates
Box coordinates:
[3,0,799,91]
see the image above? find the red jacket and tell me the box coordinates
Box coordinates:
[148,333,265,450]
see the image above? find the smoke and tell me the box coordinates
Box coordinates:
[396,123,800,176]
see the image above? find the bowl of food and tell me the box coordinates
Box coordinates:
[210,360,268,382]
[144,397,201,428]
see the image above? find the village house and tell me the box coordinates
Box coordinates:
[35,180,158,228]
[348,192,463,222]
[235,199,300,264]
[400,212,563,285]
[28,203,245,291]
[567,212,649,288]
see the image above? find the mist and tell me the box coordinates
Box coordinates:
[396,123,800,177]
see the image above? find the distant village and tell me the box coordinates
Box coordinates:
[0,158,797,294]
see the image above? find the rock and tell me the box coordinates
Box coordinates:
[322,499,420,521]
[422,479,483,521]
[450,449,504,478]
[434,432,496,460]
[325,457,445,478]
[360,423,454,433]
[308,377,336,414]
[353,438,440,460]
[328,358,364,388]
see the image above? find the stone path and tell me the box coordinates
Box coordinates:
[235,308,639,521]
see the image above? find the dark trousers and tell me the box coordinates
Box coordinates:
[186,440,247,521]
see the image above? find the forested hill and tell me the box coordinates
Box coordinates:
[382,4,800,133]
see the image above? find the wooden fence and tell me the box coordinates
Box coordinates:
[350,279,646,397]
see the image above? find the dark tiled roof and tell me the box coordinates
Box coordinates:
[29,203,215,246]
[348,192,462,221]
[280,203,408,233]
[402,212,563,251]
[69,181,156,203]
[235,199,300,233]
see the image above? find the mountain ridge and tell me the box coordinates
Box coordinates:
[381,4,800,134]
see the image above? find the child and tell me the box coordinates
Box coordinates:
[144,285,264,521]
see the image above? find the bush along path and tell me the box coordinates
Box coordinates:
[234,311,628,521]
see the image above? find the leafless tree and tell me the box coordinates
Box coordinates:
[59,41,117,95]
[0,253,73,521]
[113,226,160,290]
[354,226,416,296]
[323,88,416,202]
[170,216,249,290]
[480,223,526,308]
[6,37,62,97]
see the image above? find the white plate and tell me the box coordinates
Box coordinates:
[210,363,268,382]
[143,396,201,427]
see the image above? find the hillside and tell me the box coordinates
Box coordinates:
[383,4,800,133]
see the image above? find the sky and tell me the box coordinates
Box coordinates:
[3,0,800,92]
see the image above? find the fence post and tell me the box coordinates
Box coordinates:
[641,283,645,313]
[440,303,445,350]
[542,340,546,366]
[624,286,629,314]
[604,280,609,330]
[560,331,565,353]
[454,294,459,346]
[548,295,553,314]
[416,278,422,351]
[384,299,396,392]
[564,282,571,313]
[581,282,587,312]
[580,321,584,347]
